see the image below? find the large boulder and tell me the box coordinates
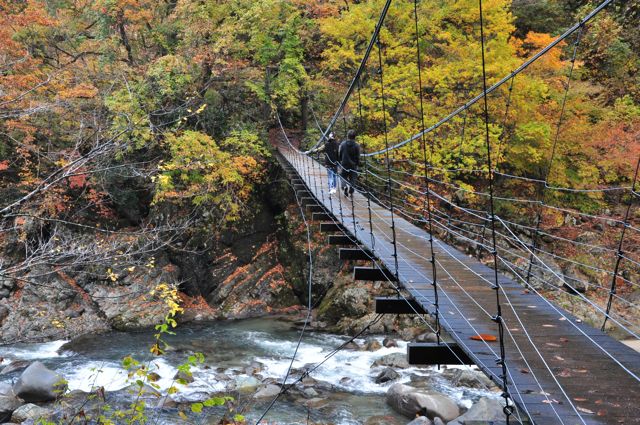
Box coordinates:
[447,397,505,424]
[11,403,52,423]
[372,353,409,369]
[386,383,460,422]
[13,361,67,402]
[0,383,22,422]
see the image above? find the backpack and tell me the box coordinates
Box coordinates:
[340,140,359,170]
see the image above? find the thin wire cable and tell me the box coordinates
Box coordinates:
[363,0,614,157]
[602,155,640,330]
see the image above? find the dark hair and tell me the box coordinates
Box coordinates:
[347,129,356,140]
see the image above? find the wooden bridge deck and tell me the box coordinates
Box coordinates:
[279,146,640,425]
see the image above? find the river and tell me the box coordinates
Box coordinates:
[0,318,496,424]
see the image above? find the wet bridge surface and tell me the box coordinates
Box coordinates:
[278,144,640,425]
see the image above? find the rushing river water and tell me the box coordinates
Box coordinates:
[0,318,495,424]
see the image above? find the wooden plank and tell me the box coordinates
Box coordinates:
[407,342,474,365]
[328,235,357,246]
[375,297,428,315]
[338,248,372,261]
[306,204,325,213]
[353,266,397,282]
[320,222,346,233]
[312,212,332,221]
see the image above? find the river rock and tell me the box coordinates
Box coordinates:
[372,353,409,369]
[364,338,382,351]
[441,368,493,389]
[407,417,433,425]
[13,362,66,402]
[0,305,9,322]
[1,361,30,376]
[234,376,261,392]
[304,397,328,409]
[415,333,439,343]
[302,387,318,398]
[156,395,178,409]
[120,383,161,399]
[375,367,400,384]
[383,338,398,348]
[253,384,281,399]
[364,415,403,425]
[433,418,445,425]
[10,403,51,423]
[0,383,22,423]
[447,397,504,424]
[386,383,460,421]
[173,370,194,384]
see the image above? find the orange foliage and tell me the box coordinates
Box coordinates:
[59,83,99,99]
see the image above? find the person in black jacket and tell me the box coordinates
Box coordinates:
[323,132,339,194]
[338,129,362,198]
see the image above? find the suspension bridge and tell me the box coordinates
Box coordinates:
[263,0,640,424]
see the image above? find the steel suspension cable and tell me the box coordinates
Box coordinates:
[602,155,640,330]
[357,78,376,251]
[478,0,513,420]
[413,0,440,344]
[376,37,400,279]
[303,0,394,153]
[363,0,614,157]
[526,25,584,288]
[495,75,515,171]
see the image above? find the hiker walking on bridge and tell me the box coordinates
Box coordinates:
[322,132,339,195]
[338,129,362,198]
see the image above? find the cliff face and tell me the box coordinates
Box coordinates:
[0,156,402,343]
[0,161,305,343]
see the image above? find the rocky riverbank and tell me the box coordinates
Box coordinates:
[0,320,506,425]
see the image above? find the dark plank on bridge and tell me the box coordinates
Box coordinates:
[375,297,428,315]
[306,204,325,213]
[407,342,474,365]
[328,235,357,246]
[339,248,372,261]
[353,266,397,282]
[312,212,332,221]
[320,222,347,233]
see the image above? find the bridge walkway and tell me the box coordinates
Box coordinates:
[279,145,640,425]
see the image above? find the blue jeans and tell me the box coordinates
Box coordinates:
[327,168,338,190]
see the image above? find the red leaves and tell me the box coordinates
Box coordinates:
[470,334,497,342]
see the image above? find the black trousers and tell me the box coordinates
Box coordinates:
[341,169,357,193]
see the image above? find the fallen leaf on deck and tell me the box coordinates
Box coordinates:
[577,407,594,414]
[470,334,497,342]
